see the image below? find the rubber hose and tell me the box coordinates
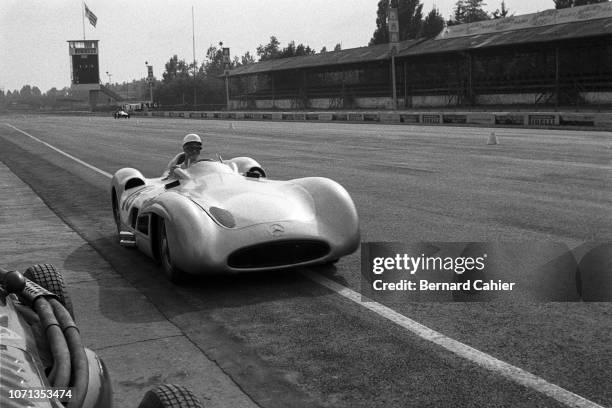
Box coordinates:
[50,298,89,408]
[34,298,71,388]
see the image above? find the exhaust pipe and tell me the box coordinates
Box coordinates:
[119,231,136,247]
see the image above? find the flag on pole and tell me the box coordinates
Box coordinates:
[84,3,97,27]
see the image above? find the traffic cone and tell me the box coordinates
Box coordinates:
[487,131,498,145]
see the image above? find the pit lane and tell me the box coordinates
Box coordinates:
[1,115,610,407]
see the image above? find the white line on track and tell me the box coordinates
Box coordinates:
[5,123,113,179]
[5,122,606,408]
[304,271,605,408]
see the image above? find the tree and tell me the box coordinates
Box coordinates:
[255,37,316,60]
[158,55,196,106]
[42,87,60,109]
[7,90,18,104]
[370,0,390,45]
[492,0,510,18]
[162,55,190,83]
[464,0,490,23]
[398,0,424,39]
[283,42,315,58]
[555,0,607,7]
[320,43,342,54]
[203,42,226,77]
[280,41,296,58]
[448,0,466,26]
[448,0,490,25]
[369,0,425,45]
[20,85,32,100]
[575,0,608,5]
[238,51,256,66]
[419,7,445,38]
[256,36,281,61]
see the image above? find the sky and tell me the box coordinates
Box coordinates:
[1,0,557,93]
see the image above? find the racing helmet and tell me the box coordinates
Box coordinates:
[182,133,202,146]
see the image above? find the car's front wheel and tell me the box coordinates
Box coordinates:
[24,264,75,318]
[138,384,202,408]
[159,219,186,284]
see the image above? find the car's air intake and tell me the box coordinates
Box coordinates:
[228,240,330,269]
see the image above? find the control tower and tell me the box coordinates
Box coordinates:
[68,40,100,90]
[68,40,121,109]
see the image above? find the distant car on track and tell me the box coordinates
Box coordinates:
[110,156,360,282]
[113,109,130,119]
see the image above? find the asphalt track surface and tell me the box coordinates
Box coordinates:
[1,115,611,407]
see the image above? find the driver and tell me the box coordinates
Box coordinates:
[164,133,204,178]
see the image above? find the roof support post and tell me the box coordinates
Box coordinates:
[271,73,275,108]
[225,73,230,110]
[302,70,308,109]
[391,54,397,110]
[555,46,560,107]
[403,60,409,108]
[466,51,474,106]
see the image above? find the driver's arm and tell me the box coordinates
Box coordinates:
[162,152,185,179]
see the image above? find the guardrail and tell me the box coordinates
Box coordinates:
[133,110,612,129]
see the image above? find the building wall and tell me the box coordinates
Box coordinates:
[409,95,459,108]
[476,94,542,105]
[229,91,612,110]
[582,92,612,104]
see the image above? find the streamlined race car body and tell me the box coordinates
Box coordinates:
[110,157,360,281]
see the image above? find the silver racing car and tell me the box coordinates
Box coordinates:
[110,156,360,282]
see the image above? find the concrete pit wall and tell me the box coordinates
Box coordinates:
[134,109,612,130]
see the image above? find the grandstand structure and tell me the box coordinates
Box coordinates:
[226,2,612,110]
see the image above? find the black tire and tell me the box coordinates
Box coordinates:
[111,190,121,235]
[24,264,74,318]
[138,384,203,408]
[246,166,266,178]
[159,219,186,284]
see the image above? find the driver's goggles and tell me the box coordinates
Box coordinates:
[184,144,202,151]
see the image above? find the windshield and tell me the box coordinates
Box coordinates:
[186,160,235,177]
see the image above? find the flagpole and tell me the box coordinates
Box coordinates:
[82,2,86,40]
[192,5,196,107]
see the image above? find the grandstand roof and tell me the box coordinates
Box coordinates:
[401,1,612,56]
[228,2,612,77]
[227,39,423,77]
[401,16,612,57]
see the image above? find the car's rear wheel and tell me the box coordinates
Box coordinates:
[159,219,186,284]
[138,384,202,408]
[24,264,75,318]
